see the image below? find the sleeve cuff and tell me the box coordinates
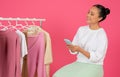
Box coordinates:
[89,51,98,63]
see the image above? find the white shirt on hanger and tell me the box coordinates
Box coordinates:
[16,30,28,71]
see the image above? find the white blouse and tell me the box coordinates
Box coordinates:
[70,25,108,65]
[16,30,28,71]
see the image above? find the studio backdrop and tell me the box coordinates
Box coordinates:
[0,0,119,77]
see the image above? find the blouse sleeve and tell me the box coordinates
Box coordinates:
[69,27,82,54]
[44,33,53,64]
[89,32,108,63]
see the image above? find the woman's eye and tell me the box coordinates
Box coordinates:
[91,13,94,16]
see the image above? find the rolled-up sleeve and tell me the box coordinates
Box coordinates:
[89,32,108,63]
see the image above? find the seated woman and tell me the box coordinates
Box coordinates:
[53,4,110,77]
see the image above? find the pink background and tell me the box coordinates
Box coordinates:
[0,0,120,77]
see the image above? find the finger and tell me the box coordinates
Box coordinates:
[67,46,71,49]
[66,44,71,46]
[67,44,73,47]
[67,46,72,49]
[67,45,73,49]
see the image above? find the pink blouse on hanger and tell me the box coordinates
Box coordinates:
[27,32,46,77]
[0,30,21,77]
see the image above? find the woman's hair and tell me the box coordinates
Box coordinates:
[93,4,110,22]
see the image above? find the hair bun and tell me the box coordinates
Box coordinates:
[105,8,110,15]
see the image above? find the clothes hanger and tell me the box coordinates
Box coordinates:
[8,20,18,31]
[23,19,29,30]
[0,22,3,26]
[28,19,36,30]
[32,19,36,26]
[7,20,13,30]
[0,22,4,30]
[40,20,42,28]
[0,21,8,31]
[8,20,12,26]
[25,18,29,26]
[15,18,23,30]
[15,18,22,26]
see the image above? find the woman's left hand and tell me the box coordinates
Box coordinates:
[67,44,80,52]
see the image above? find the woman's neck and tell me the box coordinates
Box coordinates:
[89,23,101,30]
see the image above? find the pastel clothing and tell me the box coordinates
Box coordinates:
[27,25,53,64]
[0,30,21,77]
[53,25,108,77]
[53,62,103,77]
[27,26,53,77]
[16,30,28,71]
[41,29,53,64]
[27,32,46,77]
[40,29,53,77]
[16,30,28,58]
[70,25,108,65]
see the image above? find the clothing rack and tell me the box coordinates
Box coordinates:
[0,17,46,27]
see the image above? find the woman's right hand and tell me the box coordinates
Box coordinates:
[67,44,80,52]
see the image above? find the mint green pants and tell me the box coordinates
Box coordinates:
[53,62,103,77]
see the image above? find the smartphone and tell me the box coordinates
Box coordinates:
[64,39,72,45]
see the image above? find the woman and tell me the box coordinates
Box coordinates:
[53,4,110,77]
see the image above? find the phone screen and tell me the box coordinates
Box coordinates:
[64,39,72,45]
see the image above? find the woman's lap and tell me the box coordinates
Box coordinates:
[53,62,103,77]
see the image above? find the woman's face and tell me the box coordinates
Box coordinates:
[87,6,102,24]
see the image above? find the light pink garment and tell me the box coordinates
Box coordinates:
[0,30,21,77]
[27,32,46,77]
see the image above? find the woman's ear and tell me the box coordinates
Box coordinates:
[98,17,103,22]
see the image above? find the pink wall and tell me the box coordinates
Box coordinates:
[0,0,120,77]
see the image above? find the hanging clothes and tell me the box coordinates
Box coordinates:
[0,30,21,77]
[0,18,51,77]
[27,27,46,77]
[16,30,28,71]
[27,25,53,64]
[26,25,53,77]
[42,28,53,65]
